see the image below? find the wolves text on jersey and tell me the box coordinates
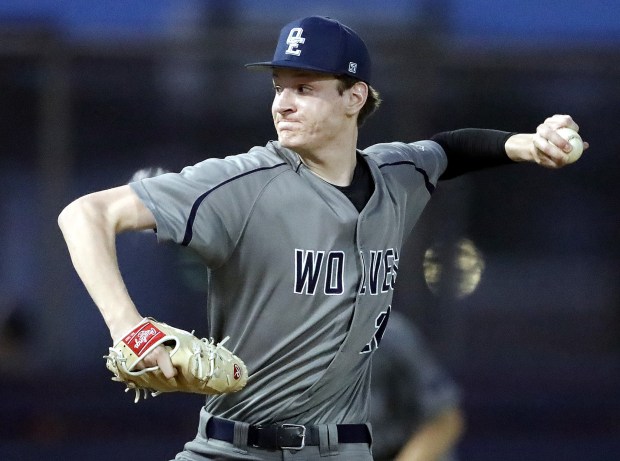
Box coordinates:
[294,248,399,296]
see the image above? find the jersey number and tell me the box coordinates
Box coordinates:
[360,305,391,354]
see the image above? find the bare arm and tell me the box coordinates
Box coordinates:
[394,407,465,461]
[57,185,176,377]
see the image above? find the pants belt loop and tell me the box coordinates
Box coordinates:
[233,420,250,449]
[317,425,329,456]
[327,424,339,455]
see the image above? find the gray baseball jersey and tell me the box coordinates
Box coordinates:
[130,140,447,426]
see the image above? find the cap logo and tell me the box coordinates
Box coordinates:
[285,27,305,56]
[348,62,358,74]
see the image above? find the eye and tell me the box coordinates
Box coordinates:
[273,85,282,95]
[297,85,312,94]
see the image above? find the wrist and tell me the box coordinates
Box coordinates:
[504,133,535,163]
[109,315,146,344]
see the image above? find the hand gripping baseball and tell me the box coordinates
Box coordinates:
[532,114,589,167]
[104,318,248,402]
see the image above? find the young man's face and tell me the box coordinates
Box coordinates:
[271,69,352,156]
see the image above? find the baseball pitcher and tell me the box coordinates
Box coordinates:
[58,15,587,461]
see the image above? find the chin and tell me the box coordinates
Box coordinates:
[278,135,300,150]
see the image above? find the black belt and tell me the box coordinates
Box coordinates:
[206,416,371,451]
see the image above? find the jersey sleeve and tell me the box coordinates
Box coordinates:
[363,140,448,187]
[129,147,286,267]
[362,140,447,236]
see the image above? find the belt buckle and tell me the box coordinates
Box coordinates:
[279,423,306,450]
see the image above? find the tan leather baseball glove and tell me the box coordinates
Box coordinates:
[104,318,247,402]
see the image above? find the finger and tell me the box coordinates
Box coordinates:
[531,133,548,164]
[140,345,177,378]
[533,137,568,168]
[536,124,572,160]
[545,114,578,131]
[532,135,557,163]
[154,347,177,379]
[530,146,542,164]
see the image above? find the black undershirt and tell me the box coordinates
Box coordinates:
[334,153,374,213]
[334,129,515,212]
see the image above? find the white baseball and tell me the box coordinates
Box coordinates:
[556,127,583,164]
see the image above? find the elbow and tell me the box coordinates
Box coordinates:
[58,198,80,234]
[57,195,99,236]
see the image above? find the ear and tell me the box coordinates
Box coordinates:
[345,81,368,117]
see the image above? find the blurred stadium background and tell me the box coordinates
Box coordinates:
[0,1,618,460]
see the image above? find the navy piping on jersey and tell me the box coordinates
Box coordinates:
[181,162,287,246]
[378,160,435,195]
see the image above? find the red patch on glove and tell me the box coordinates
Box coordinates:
[123,321,165,357]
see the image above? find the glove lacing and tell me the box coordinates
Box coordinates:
[192,336,231,382]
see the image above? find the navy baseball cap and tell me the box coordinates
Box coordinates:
[246,16,372,84]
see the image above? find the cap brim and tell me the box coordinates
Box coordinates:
[245,60,342,77]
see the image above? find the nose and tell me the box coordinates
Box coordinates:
[273,88,295,115]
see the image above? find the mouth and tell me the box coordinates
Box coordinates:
[276,119,299,132]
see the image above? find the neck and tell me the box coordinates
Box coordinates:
[296,133,358,187]
[300,151,357,186]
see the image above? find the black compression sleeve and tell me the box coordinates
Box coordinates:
[431,129,517,179]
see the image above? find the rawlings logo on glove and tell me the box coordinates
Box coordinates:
[126,323,164,355]
[104,318,248,402]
